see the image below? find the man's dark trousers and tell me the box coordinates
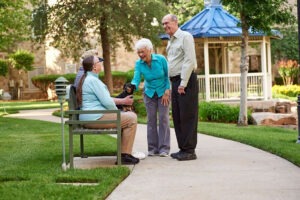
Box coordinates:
[171,72,198,153]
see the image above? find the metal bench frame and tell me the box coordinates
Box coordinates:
[65,86,121,168]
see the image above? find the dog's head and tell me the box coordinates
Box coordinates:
[123,83,135,95]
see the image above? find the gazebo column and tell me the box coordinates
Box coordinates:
[267,40,272,99]
[261,37,268,100]
[222,44,227,73]
[204,39,210,101]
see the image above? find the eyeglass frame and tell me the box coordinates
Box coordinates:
[94,57,104,65]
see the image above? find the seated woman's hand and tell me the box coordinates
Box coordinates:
[122,95,134,105]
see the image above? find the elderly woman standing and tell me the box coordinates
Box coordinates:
[77,55,139,165]
[131,38,171,157]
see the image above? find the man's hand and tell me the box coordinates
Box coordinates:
[178,86,185,95]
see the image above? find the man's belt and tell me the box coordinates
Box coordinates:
[170,75,181,82]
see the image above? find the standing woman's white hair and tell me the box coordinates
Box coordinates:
[135,38,153,50]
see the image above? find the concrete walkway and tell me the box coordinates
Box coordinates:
[6,109,300,200]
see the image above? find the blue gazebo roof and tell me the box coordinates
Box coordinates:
[161,2,281,39]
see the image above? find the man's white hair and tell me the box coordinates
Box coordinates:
[135,38,153,51]
[80,49,98,64]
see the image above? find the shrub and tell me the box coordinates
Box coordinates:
[0,59,9,77]
[31,71,133,98]
[31,74,75,94]
[274,77,284,85]
[272,85,300,98]
[10,50,34,71]
[199,101,252,124]
[133,97,146,117]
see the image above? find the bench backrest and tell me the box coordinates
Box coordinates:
[68,85,80,128]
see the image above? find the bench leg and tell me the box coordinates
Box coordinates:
[117,130,121,165]
[80,135,88,158]
[69,131,74,169]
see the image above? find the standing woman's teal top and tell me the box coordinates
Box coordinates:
[131,54,170,98]
[79,71,117,121]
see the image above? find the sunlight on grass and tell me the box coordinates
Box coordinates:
[0,117,130,199]
[0,101,60,116]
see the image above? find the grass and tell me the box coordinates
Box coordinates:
[0,117,130,200]
[1,100,300,199]
[198,122,300,167]
[0,100,60,116]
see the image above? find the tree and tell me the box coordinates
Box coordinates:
[10,50,35,71]
[221,0,295,126]
[271,24,299,62]
[0,0,36,52]
[33,0,167,92]
[163,0,204,25]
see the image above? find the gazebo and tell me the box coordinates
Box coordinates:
[162,0,281,101]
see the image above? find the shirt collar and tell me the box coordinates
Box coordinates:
[173,28,183,39]
[87,71,98,77]
[140,54,157,63]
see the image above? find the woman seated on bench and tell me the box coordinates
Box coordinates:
[76,55,139,165]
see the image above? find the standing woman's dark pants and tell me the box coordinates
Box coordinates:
[171,72,198,153]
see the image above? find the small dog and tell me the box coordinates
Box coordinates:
[115,83,136,112]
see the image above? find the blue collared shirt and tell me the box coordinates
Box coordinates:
[79,71,117,121]
[131,54,170,98]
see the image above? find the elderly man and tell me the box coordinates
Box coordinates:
[162,14,199,161]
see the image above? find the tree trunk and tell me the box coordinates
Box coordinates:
[100,15,113,94]
[238,12,249,126]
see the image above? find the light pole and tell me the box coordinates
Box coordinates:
[54,77,69,170]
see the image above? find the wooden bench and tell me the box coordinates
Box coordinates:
[65,85,121,168]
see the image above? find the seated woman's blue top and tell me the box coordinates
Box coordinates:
[79,72,117,121]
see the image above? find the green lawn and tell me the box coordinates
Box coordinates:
[0,100,60,116]
[0,117,130,200]
[198,122,300,167]
[1,100,299,199]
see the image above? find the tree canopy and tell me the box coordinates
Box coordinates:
[0,0,36,52]
[33,0,167,58]
[271,24,298,62]
[163,0,204,25]
[221,0,295,34]
[33,0,167,92]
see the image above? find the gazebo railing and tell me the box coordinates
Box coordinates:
[197,73,264,101]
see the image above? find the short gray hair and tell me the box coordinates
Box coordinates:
[81,49,98,59]
[135,38,153,51]
[80,49,98,64]
[170,14,178,22]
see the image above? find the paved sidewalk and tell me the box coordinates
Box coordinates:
[6,109,300,200]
